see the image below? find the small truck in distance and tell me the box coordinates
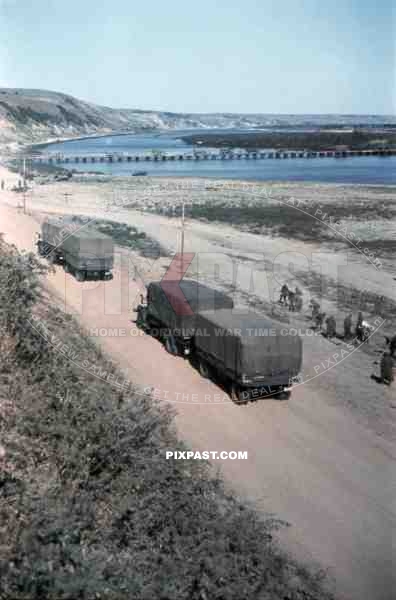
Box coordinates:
[37,216,114,281]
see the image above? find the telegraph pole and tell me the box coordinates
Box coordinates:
[63,192,72,205]
[180,200,185,272]
[22,156,26,214]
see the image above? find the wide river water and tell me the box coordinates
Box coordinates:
[43,130,396,184]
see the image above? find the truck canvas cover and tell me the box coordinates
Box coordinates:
[194,309,302,384]
[146,280,234,336]
[42,217,114,270]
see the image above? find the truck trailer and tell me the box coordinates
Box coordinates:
[193,309,303,402]
[37,217,114,281]
[136,279,234,356]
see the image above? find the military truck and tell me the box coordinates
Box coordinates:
[37,216,114,281]
[136,279,234,356]
[193,310,302,403]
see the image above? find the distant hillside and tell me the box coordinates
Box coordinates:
[0,87,395,151]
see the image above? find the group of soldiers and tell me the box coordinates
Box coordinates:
[279,284,303,312]
[279,285,394,386]
[309,300,371,342]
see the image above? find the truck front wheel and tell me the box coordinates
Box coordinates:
[165,333,179,356]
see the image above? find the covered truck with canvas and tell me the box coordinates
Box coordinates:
[37,216,114,281]
[136,279,234,355]
[193,309,303,402]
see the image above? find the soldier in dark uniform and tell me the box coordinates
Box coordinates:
[355,312,364,342]
[380,352,394,385]
[344,314,353,339]
[385,335,396,358]
[288,289,296,311]
[280,284,289,305]
[315,311,326,331]
[325,315,337,338]
[310,298,320,320]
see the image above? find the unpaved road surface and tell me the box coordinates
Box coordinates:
[1,176,395,600]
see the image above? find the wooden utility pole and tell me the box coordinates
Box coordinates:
[22,157,27,214]
[180,201,185,272]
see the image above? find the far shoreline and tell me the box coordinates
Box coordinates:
[26,128,161,153]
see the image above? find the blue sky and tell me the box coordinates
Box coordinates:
[0,0,394,114]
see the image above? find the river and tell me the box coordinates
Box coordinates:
[41,130,396,184]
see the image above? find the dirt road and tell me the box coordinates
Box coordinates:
[0,183,395,600]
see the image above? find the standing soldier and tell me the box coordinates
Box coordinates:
[385,335,396,358]
[315,311,326,331]
[288,289,296,312]
[310,298,320,320]
[380,352,394,385]
[1,179,4,190]
[325,315,337,338]
[279,284,289,305]
[344,313,353,339]
[356,312,364,342]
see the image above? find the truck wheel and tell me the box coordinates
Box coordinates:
[48,251,57,264]
[230,384,248,405]
[135,306,147,329]
[165,333,179,356]
[146,318,159,338]
[75,270,86,282]
[276,388,291,401]
[198,359,210,379]
[64,262,71,274]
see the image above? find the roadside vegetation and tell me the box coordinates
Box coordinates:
[182,198,396,245]
[0,239,333,599]
[67,215,168,258]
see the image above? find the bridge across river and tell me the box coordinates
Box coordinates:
[33,148,396,165]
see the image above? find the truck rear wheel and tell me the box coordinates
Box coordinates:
[48,251,57,264]
[198,358,211,379]
[75,270,86,282]
[230,384,249,405]
[276,388,291,401]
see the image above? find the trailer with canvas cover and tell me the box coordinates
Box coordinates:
[193,309,303,402]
